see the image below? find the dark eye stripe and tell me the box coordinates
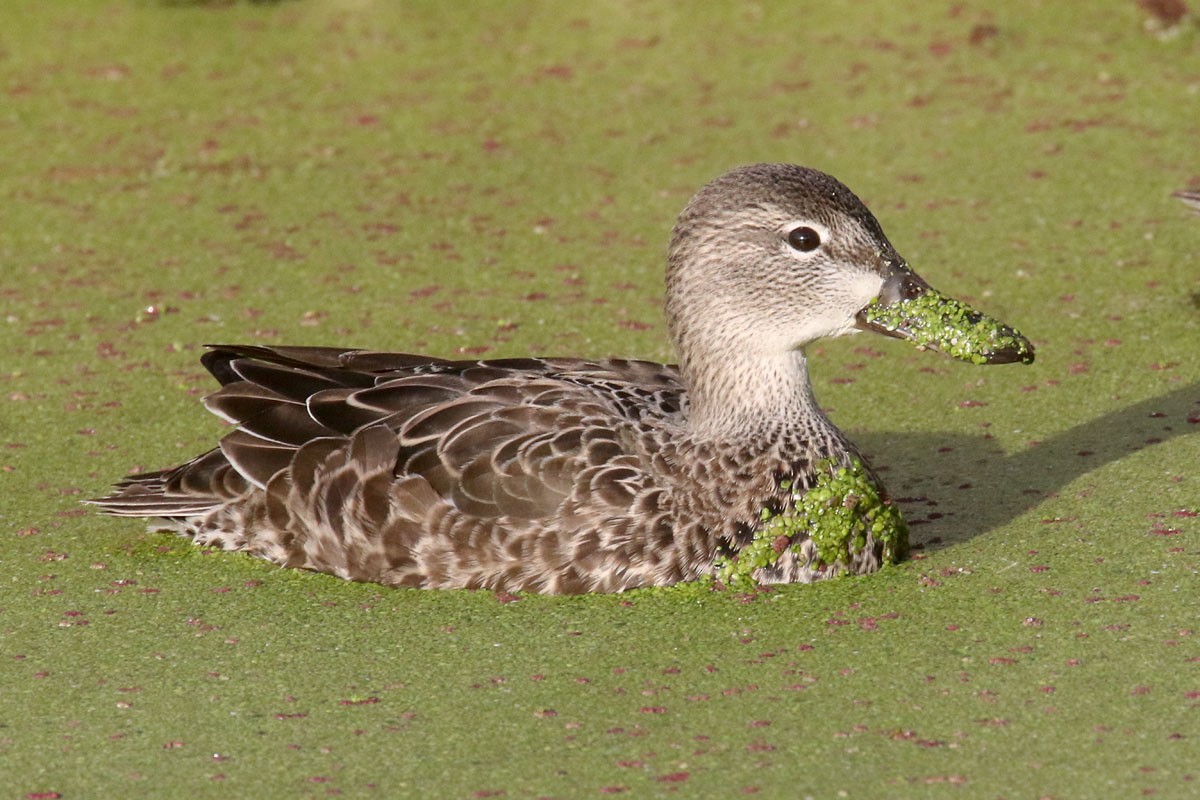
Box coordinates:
[787,226,821,252]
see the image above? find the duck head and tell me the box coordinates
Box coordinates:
[666,163,1033,375]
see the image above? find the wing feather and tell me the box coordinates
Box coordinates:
[95,344,690,584]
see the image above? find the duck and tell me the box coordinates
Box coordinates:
[93,163,1034,594]
[1175,188,1200,213]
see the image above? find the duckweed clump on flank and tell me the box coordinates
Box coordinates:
[714,458,908,590]
[863,291,1035,365]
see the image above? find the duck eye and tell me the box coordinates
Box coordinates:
[787,226,821,252]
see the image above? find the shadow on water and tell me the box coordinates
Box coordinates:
[853,381,1200,552]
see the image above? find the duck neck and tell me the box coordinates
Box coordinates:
[681,347,847,458]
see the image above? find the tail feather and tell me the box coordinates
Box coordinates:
[90,447,250,519]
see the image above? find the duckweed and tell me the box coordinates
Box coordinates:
[714,458,908,590]
[863,290,1034,365]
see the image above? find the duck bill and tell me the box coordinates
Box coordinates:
[855,263,1035,365]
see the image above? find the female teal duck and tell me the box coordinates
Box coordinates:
[94,164,1034,594]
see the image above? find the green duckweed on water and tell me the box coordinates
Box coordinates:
[863,290,1035,365]
[714,458,909,590]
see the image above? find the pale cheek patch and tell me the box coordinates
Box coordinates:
[827,270,886,336]
[776,268,884,349]
[848,269,887,308]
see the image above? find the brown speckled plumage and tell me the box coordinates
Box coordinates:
[93,164,1031,594]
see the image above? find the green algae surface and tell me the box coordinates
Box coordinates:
[715,458,908,590]
[2,2,1198,799]
[863,289,1036,365]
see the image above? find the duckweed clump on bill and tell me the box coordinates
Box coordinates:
[714,458,908,590]
[863,290,1034,365]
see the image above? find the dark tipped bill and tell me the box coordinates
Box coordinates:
[856,264,1035,366]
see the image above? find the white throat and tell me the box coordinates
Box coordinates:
[684,348,829,441]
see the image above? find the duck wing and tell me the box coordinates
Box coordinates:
[96,344,685,528]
